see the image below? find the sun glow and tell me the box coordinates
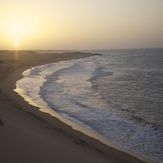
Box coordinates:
[0,4,43,49]
[5,19,34,45]
[14,41,19,47]
[0,0,163,50]
[0,15,37,49]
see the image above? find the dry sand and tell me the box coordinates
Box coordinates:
[0,51,147,163]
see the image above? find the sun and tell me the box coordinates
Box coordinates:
[14,41,19,46]
[0,5,46,49]
[3,18,35,48]
[14,41,19,47]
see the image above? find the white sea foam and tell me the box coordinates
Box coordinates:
[15,52,163,163]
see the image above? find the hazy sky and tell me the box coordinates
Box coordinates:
[0,0,163,50]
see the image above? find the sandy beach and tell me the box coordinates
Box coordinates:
[0,51,148,163]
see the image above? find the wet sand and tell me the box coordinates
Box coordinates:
[0,51,148,163]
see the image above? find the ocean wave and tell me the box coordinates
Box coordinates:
[15,51,163,163]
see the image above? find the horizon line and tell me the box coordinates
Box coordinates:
[0,47,163,52]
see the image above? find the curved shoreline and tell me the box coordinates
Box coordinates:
[0,51,149,163]
[15,82,151,163]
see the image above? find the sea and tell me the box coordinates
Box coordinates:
[15,49,163,163]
